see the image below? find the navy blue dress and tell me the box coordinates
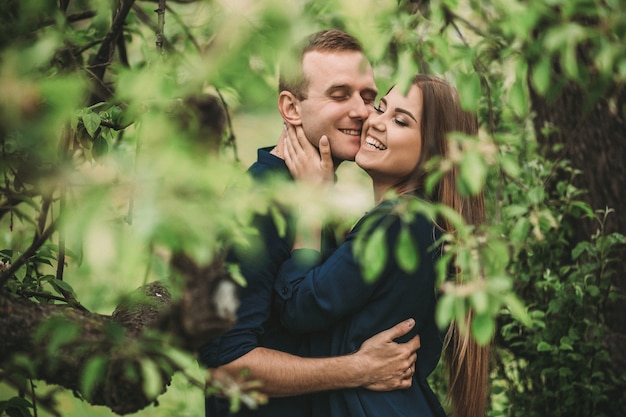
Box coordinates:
[275,195,447,417]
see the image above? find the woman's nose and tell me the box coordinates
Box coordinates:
[367,111,385,131]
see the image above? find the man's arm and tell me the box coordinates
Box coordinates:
[214,318,419,396]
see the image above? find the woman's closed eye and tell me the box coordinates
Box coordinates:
[394,118,409,127]
[374,105,409,127]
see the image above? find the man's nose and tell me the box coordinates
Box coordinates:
[348,95,370,120]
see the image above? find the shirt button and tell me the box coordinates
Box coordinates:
[281,287,288,295]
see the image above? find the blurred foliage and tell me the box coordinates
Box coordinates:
[0,0,625,416]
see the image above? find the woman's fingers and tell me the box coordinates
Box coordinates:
[318,135,334,183]
[283,123,334,186]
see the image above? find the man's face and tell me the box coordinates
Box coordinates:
[297,50,378,164]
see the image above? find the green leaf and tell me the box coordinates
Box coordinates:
[571,241,593,260]
[586,285,600,297]
[509,78,528,116]
[45,319,80,357]
[83,111,101,138]
[140,358,163,400]
[454,296,468,332]
[46,277,77,297]
[470,290,489,315]
[471,313,495,345]
[569,200,594,218]
[459,151,486,196]
[81,355,108,399]
[500,154,521,178]
[504,204,529,218]
[502,293,531,327]
[269,206,287,238]
[562,41,580,80]
[92,135,109,160]
[362,227,387,282]
[484,239,510,273]
[424,169,444,196]
[532,56,551,95]
[456,72,482,112]
[559,336,574,351]
[163,348,197,370]
[436,293,455,329]
[1,397,33,417]
[395,48,419,95]
[227,263,247,287]
[527,186,545,205]
[537,341,553,352]
[510,217,530,243]
[395,225,419,273]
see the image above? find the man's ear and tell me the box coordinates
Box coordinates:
[278,91,303,125]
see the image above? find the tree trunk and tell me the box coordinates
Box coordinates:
[529,79,626,408]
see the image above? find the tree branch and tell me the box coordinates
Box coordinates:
[155,0,166,53]
[0,221,58,289]
[88,0,136,103]
[0,253,239,415]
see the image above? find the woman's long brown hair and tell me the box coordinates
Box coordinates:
[411,74,490,417]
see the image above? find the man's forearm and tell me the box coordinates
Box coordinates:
[215,319,418,396]
[217,347,364,397]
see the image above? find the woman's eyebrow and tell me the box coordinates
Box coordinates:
[395,107,417,122]
[381,97,417,122]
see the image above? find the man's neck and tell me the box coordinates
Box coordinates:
[269,145,284,159]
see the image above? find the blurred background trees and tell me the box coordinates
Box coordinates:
[0,0,624,416]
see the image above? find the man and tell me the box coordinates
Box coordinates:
[199,30,420,417]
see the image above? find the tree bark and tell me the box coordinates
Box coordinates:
[0,254,238,415]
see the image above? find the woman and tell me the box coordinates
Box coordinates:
[274,74,489,417]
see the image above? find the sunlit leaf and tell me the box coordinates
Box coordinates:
[509,78,528,116]
[502,293,531,327]
[459,151,486,196]
[81,355,108,399]
[436,293,455,329]
[46,320,80,357]
[456,72,481,112]
[83,112,101,138]
[537,341,553,352]
[140,359,163,400]
[470,290,489,315]
[471,313,495,345]
[269,205,287,238]
[395,225,419,273]
[532,55,551,95]
[362,227,387,282]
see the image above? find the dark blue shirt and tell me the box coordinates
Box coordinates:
[275,195,447,417]
[199,147,311,417]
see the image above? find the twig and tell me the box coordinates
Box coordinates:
[17,290,68,304]
[216,88,240,163]
[131,4,176,53]
[88,0,136,103]
[0,221,58,289]
[155,0,166,54]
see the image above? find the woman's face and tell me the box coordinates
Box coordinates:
[355,84,423,188]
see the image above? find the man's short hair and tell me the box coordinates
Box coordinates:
[279,29,364,100]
